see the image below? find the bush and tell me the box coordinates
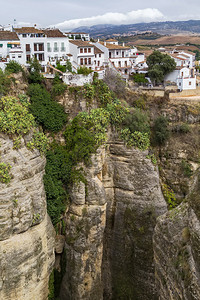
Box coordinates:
[5,60,23,74]
[120,128,150,151]
[123,109,150,135]
[28,58,43,84]
[0,162,12,184]
[28,84,67,132]
[172,123,190,134]
[103,69,126,96]
[152,115,169,146]
[0,69,11,95]
[181,160,193,177]
[131,73,148,85]
[77,66,93,75]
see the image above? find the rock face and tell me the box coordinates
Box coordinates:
[0,134,55,300]
[154,170,200,300]
[60,141,167,299]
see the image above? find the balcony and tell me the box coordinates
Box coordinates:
[60,47,66,52]
[53,48,59,52]
[47,48,52,52]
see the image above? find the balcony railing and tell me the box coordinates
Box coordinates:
[47,48,52,52]
[54,48,59,52]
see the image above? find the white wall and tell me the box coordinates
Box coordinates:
[62,72,93,86]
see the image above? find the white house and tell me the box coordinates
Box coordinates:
[13,27,47,70]
[43,29,71,66]
[69,40,95,71]
[95,41,132,76]
[165,67,196,91]
[0,31,23,70]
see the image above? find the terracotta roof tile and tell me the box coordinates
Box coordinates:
[69,40,93,47]
[14,27,44,34]
[99,41,129,50]
[0,31,19,41]
[93,45,103,54]
[43,29,66,38]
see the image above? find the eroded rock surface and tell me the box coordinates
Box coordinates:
[0,134,55,300]
[154,170,200,300]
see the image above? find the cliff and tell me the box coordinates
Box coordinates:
[154,170,200,300]
[0,134,55,300]
[60,140,167,300]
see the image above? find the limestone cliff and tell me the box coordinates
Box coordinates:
[0,134,55,300]
[154,170,200,300]
[60,140,167,299]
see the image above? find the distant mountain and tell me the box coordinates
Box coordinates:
[74,20,200,38]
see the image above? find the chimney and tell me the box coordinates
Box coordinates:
[104,42,106,46]
[98,38,99,42]
[123,42,125,47]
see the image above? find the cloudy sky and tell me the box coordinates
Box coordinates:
[1,0,200,30]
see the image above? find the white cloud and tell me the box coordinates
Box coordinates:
[50,8,164,30]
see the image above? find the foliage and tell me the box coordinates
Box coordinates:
[103,69,126,96]
[44,144,71,226]
[83,83,95,100]
[28,57,43,84]
[131,73,148,84]
[193,49,200,60]
[64,116,97,164]
[51,74,67,97]
[27,130,49,155]
[162,183,178,209]
[181,160,193,178]
[0,96,35,135]
[146,154,157,165]
[172,123,190,134]
[152,115,170,146]
[147,51,176,85]
[122,109,150,135]
[28,84,67,132]
[77,66,93,75]
[5,60,23,74]
[56,62,66,73]
[48,271,54,300]
[94,79,115,106]
[106,100,129,126]
[0,162,12,183]
[66,59,73,72]
[0,69,11,95]
[120,128,150,150]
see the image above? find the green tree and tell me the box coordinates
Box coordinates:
[152,115,169,146]
[28,57,43,84]
[5,60,23,74]
[147,51,176,85]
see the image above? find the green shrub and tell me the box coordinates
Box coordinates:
[27,130,49,155]
[5,60,23,74]
[56,62,66,73]
[152,115,169,146]
[172,123,190,134]
[162,183,178,209]
[28,58,43,84]
[123,109,150,134]
[0,162,12,183]
[28,84,67,132]
[0,69,11,95]
[120,128,150,150]
[77,66,93,75]
[181,160,193,177]
[131,73,148,84]
[0,96,35,135]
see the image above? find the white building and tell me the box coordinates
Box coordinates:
[165,67,196,91]
[95,40,132,76]
[69,40,95,71]
[0,31,23,70]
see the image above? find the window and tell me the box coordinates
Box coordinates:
[98,61,100,66]
[38,53,44,61]
[116,51,119,55]
[26,44,30,51]
[88,58,91,65]
[99,54,101,58]
[7,44,12,48]
[34,43,37,51]
[18,55,22,58]
[109,52,111,58]
[39,43,44,51]
[12,56,15,59]
[61,42,65,51]
[80,48,83,53]
[54,42,58,51]
[84,58,87,64]
[0,44,3,48]
[84,48,87,53]
[22,34,27,38]
[26,54,31,62]
[80,58,83,65]
[189,81,191,85]
[122,51,124,58]
[47,43,51,52]
[88,48,91,53]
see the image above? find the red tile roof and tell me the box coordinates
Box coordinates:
[0,31,19,41]
[43,29,66,38]
[14,27,44,34]
[69,40,93,47]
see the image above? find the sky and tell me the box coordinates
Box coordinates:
[1,0,200,30]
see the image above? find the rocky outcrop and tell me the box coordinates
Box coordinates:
[60,141,167,300]
[0,134,55,300]
[154,170,200,300]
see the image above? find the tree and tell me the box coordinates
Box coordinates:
[152,115,169,146]
[28,57,43,84]
[147,51,176,85]
[103,69,126,96]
